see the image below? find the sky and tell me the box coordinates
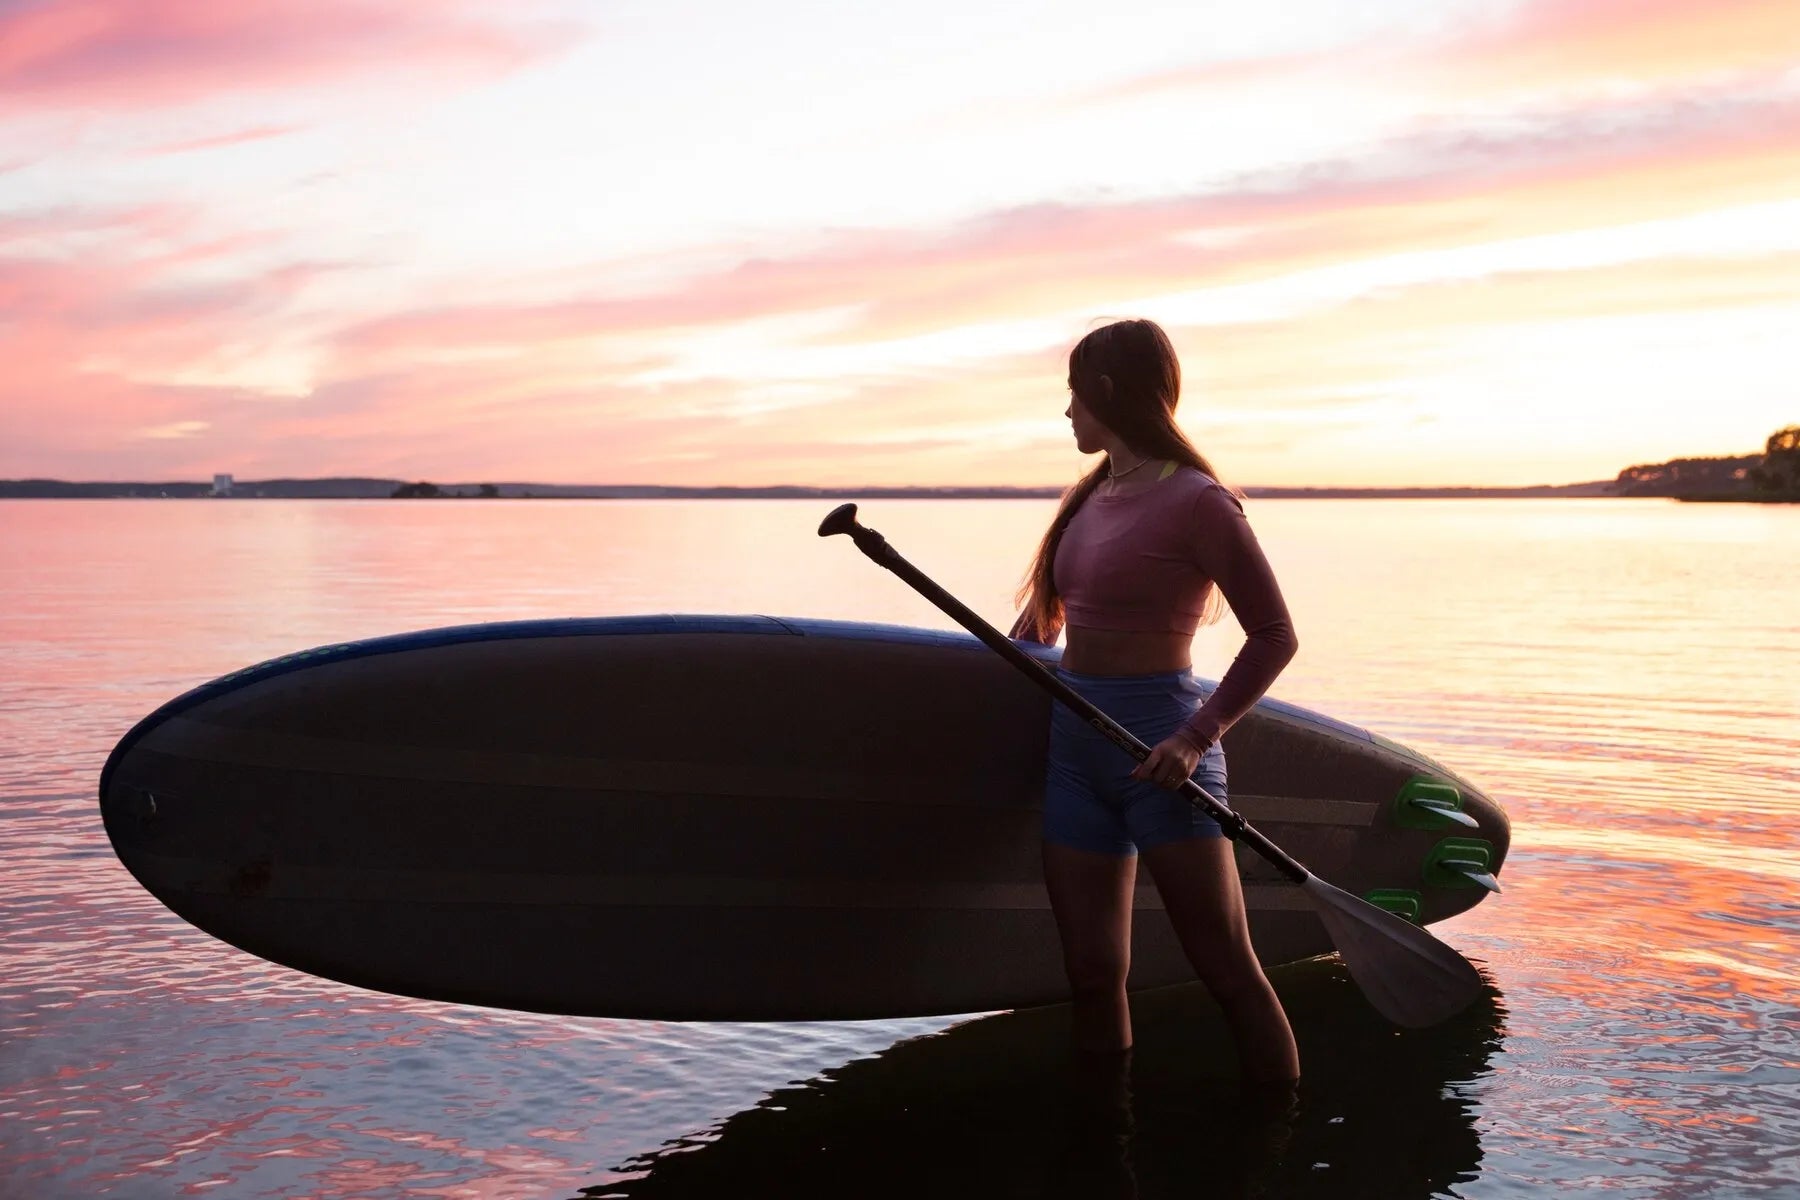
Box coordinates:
[2,0,1797,487]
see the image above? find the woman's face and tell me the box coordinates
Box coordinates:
[1065,381,1107,455]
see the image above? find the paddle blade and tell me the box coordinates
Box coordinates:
[1301,873,1486,1028]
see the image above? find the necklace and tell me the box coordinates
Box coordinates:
[1107,454,1153,481]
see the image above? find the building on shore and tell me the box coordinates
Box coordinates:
[211,474,233,497]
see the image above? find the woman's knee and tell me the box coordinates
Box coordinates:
[1062,948,1130,997]
[1191,947,1272,1003]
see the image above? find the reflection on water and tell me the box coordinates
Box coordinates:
[2,499,1797,1197]
[588,960,1508,1200]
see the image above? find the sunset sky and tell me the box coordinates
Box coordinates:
[3,0,1797,487]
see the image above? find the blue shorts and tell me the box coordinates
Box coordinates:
[1043,667,1228,856]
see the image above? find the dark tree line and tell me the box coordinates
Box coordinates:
[390,482,502,498]
[1748,426,1799,498]
[1613,425,1799,500]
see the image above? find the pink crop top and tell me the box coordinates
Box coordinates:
[1048,465,1298,750]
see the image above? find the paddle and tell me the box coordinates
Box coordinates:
[818,502,1485,1028]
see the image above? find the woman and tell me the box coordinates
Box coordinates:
[1009,318,1300,1086]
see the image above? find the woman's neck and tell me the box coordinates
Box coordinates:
[1102,453,1167,495]
[1107,451,1151,478]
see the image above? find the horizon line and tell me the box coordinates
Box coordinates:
[2,474,1620,492]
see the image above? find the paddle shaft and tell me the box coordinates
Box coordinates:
[825,508,1309,885]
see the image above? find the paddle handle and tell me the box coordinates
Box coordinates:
[819,503,1309,885]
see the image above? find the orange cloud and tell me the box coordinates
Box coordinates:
[1079,0,1800,109]
[1441,0,1800,94]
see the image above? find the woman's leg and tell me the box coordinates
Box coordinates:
[1043,842,1138,1053]
[1140,837,1299,1082]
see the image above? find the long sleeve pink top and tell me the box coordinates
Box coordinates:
[1049,465,1298,751]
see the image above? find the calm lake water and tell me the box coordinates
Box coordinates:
[2,497,1796,1198]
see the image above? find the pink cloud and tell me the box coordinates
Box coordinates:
[0,201,181,249]
[0,202,694,479]
[147,123,302,156]
[0,352,267,477]
[0,201,352,478]
[0,219,324,342]
[0,0,569,109]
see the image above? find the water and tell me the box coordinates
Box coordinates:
[2,498,1796,1198]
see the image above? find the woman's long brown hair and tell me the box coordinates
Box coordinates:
[1011,318,1236,643]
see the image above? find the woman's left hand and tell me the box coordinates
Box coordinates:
[1130,734,1203,789]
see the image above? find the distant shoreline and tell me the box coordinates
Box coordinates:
[1675,493,1800,504]
[0,478,1622,500]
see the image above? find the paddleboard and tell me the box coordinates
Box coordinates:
[99,615,1508,1020]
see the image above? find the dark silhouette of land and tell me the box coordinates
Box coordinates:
[3,424,1791,500]
[1612,424,1799,502]
[0,477,1618,499]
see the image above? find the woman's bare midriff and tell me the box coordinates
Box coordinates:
[1059,625,1192,676]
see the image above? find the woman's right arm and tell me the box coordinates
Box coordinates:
[1176,484,1298,750]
